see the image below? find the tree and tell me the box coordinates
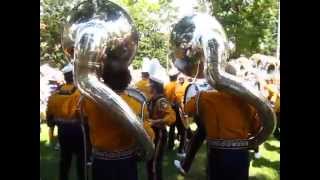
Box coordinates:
[40,0,78,68]
[210,0,279,57]
[114,0,178,69]
[40,0,178,69]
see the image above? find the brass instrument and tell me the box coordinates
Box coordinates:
[170,13,276,149]
[62,0,154,160]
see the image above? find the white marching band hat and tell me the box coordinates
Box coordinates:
[168,66,180,76]
[148,58,169,84]
[141,57,150,73]
[61,63,73,74]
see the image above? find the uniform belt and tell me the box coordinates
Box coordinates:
[55,118,80,124]
[92,148,136,160]
[207,139,249,150]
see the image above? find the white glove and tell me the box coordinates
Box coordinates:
[254,152,261,159]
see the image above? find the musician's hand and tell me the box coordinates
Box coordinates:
[74,108,81,119]
[151,119,165,128]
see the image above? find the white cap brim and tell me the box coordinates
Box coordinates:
[61,63,73,74]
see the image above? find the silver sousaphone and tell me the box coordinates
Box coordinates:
[62,0,154,160]
[170,13,276,149]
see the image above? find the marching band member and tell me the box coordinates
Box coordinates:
[147,68,176,180]
[181,88,261,180]
[46,64,89,180]
[175,75,188,107]
[134,57,152,99]
[134,71,151,99]
[265,77,280,140]
[174,119,206,175]
[167,13,274,180]
[80,65,155,180]
[174,60,261,179]
[171,75,189,156]
[164,69,179,105]
[165,69,186,154]
[47,80,61,150]
[61,2,156,180]
[273,94,280,140]
[174,80,214,175]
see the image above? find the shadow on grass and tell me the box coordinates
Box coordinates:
[249,173,270,180]
[40,140,78,180]
[138,144,208,180]
[40,140,59,180]
[264,142,280,153]
[252,156,280,171]
[138,148,189,180]
[184,144,207,180]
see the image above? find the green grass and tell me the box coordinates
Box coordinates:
[40,124,280,180]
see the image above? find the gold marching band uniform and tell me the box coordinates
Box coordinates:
[165,74,190,154]
[185,91,260,140]
[183,91,261,179]
[134,78,151,100]
[81,91,154,153]
[147,85,176,180]
[46,65,89,180]
[175,82,188,106]
[164,81,177,104]
[134,57,152,100]
[164,79,177,151]
[265,83,280,139]
[78,83,154,179]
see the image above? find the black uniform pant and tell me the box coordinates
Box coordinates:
[273,112,280,140]
[181,120,206,172]
[147,128,167,180]
[58,122,90,180]
[186,128,193,140]
[168,104,186,153]
[92,157,138,180]
[207,148,249,180]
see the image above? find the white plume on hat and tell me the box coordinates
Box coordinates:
[168,66,180,76]
[148,58,169,84]
[61,63,73,74]
[141,57,150,73]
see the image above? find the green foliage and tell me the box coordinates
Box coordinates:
[211,0,279,57]
[40,0,76,68]
[41,0,279,69]
[40,0,177,69]
[114,0,177,69]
